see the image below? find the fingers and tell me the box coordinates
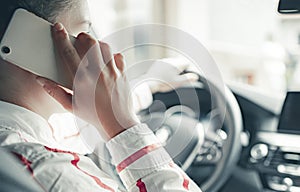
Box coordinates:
[74,32,99,59]
[148,72,199,93]
[99,42,120,78]
[114,53,125,73]
[74,33,104,74]
[36,76,73,111]
[52,23,121,81]
[175,73,199,84]
[74,33,120,78]
[52,23,81,76]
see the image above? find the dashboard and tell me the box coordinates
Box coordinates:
[278,92,300,134]
[236,91,300,192]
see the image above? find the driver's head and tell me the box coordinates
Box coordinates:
[0,0,91,118]
[0,0,91,38]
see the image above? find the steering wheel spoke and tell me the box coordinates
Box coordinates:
[193,140,223,166]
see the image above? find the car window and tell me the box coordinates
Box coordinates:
[89,0,300,96]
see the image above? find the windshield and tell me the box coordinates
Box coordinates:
[89,0,300,96]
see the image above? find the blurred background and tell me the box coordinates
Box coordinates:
[88,0,300,96]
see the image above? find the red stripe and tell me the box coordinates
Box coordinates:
[116,143,161,173]
[182,174,190,190]
[136,178,147,192]
[45,146,115,192]
[13,152,47,192]
[169,162,190,190]
[13,153,33,175]
[17,131,28,142]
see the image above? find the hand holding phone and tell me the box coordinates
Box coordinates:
[36,24,140,139]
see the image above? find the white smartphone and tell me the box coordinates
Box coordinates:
[0,8,75,89]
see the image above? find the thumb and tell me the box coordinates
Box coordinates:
[36,77,73,112]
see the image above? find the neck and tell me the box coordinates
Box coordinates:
[0,59,66,120]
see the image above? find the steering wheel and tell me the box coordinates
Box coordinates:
[140,76,243,192]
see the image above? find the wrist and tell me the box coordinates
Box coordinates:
[101,117,141,139]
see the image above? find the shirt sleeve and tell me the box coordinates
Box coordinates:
[106,124,202,192]
[0,127,121,192]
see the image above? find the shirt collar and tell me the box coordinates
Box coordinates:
[0,100,100,154]
[0,100,59,147]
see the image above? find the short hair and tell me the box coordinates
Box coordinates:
[0,0,75,39]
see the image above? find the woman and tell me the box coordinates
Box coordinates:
[0,0,201,191]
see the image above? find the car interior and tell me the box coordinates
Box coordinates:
[1,0,300,192]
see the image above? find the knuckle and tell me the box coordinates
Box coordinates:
[114,53,124,60]
[77,33,97,47]
[108,69,118,80]
[112,72,118,81]
[56,30,68,40]
[63,46,77,58]
[100,42,111,51]
[47,89,55,97]
[86,37,97,47]
[49,86,59,97]
[99,71,106,81]
[77,32,88,40]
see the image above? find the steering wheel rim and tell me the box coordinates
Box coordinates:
[201,85,243,192]
[142,79,243,192]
